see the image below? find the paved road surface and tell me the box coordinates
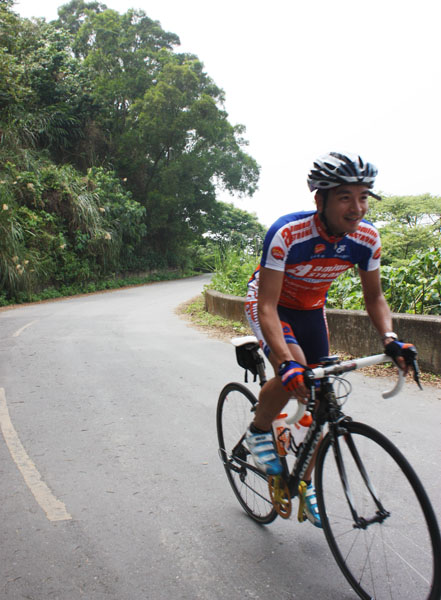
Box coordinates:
[0,275,440,599]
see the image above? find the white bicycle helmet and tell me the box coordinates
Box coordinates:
[307,152,378,192]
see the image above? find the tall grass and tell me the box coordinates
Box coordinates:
[205,246,259,297]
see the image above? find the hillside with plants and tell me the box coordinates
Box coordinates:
[0,0,263,304]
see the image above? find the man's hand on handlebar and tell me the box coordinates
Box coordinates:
[384,341,423,389]
[278,360,310,403]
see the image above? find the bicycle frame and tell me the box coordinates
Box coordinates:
[282,355,404,520]
[231,341,411,506]
[285,378,331,497]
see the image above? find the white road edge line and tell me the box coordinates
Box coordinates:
[13,321,38,337]
[0,388,72,522]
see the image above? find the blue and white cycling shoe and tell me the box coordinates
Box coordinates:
[245,427,282,475]
[298,480,322,528]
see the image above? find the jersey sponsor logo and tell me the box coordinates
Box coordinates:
[314,243,326,254]
[373,247,381,260]
[271,246,285,260]
[281,221,313,247]
[287,260,351,281]
[350,224,379,247]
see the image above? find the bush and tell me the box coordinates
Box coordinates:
[205,246,258,297]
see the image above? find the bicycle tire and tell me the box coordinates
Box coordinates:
[315,420,441,600]
[217,382,277,524]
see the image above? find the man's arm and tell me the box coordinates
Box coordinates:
[359,268,408,372]
[257,266,297,367]
[358,268,394,341]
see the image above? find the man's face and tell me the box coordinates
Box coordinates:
[317,184,370,235]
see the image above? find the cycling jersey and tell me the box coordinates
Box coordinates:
[247,211,381,311]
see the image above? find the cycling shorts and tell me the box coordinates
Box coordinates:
[244,300,329,366]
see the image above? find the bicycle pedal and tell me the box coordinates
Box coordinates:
[268,475,292,519]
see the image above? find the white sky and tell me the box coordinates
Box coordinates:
[13,0,441,226]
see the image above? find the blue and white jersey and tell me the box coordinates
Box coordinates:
[248,211,381,310]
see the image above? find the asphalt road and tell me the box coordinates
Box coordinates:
[0,275,440,600]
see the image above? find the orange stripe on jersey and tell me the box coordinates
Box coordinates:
[280,258,353,310]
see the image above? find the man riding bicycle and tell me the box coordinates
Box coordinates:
[244,152,412,528]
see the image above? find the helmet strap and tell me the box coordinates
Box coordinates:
[317,190,330,231]
[317,189,347,238]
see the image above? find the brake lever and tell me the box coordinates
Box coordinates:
[411,359,423,390]
[399,346,423,390]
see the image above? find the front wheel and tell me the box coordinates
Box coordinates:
[315,420,441,600]
[217,382,277,524]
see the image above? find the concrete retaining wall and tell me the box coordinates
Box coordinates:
[204,289,441,374]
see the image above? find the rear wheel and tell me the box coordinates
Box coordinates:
[217,382,277,524]
[315,420,441,600]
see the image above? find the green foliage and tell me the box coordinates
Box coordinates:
[86,167,146,269]
[325,248,441,315]
[369,194,441,265]
[205,246,259,297]
[1,0,261,303]
[119,53,260,262]
[325,268,364,310]
[381,249,441,314]
[0,159,147,299]
[0,199,36,297]
[203,201,266,251]
[191,201,266,272]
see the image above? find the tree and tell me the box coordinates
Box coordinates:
[1,0,262,300]
[54,3,260,266]
[65,6,180,138]
[0,8,98,165]
[54,0,107,35]
[202,201,266,251]
[125,55,259,256]
[369,194,441,264]
[369,194,441,228]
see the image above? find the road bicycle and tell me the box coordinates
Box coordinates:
[217,336,441,600]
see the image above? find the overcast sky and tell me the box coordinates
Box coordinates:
[13,0,441,226]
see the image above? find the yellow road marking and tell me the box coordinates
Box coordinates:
[0,388,72,522]
[12,320,37,337]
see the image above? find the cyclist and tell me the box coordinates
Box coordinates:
[244,151,412,528]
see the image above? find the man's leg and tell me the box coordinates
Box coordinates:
[253,342,307,431]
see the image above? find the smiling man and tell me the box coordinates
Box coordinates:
[243,152,413,527]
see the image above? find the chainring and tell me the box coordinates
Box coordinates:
[268,475,292,519]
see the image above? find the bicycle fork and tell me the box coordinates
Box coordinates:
[331,424,390,530]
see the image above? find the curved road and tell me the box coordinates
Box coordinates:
[0,275,440,599]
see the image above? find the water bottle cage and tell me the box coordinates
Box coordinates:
[289,434,303,456]
[276,423,310,457]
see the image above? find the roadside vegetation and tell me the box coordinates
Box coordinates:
[2,1,440,317]
[0,0,262,305]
